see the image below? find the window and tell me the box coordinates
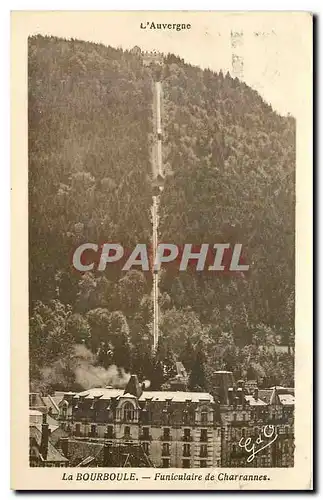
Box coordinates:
[162,443,170,456]
[217,428,221,437]
[201,410,208,424]
[233,413,237,421]
[123,402,135,422]
[183,428,191,441]
[183,444,190,457]
[200,444,208,457]
[182,459,190,468]
[242,428,246,438]
[90,424,97,437]
[75,423,81,437]
[284,426,289,434]
[162,458,170,468]
[142,427,150,440]
[200,460,207,468]
[106,426,113,439]
[200,429,207,442]
[183,411,190,425]
[163,428,170,440]
[141,409,149,424]
[142,442,150,454]
[162,411,171,425]
[124,426,131,438]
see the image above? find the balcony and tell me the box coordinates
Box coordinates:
[139,434,152,441]
[196,421,213,427]
[104,433,116,440]
[182,435,193,442]
[160,435,172,441]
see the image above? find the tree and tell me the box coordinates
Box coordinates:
[115,270,147,313]
[110,311,132,370]
[67,313,91,345]
[29,299,73,383]
[188,343,207,391]
[150,338,177,389]
[181,337,195,371]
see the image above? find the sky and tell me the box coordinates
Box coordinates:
[18,11,312,117]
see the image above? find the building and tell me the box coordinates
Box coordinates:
[59,437,153,467]
[29,412,69,467]
[57,375,222,468]
[32,371,294,468]
[215,373,295,468]
[142,50,163,66]
[30,391,62,418]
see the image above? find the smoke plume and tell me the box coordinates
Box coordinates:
[35,344,131,392]
[73,344,131,389]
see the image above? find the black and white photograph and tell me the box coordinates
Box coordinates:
[11,10,313,490]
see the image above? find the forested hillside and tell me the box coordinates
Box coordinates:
[29,36,295,394]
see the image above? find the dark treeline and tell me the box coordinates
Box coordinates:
[29,36,295,395]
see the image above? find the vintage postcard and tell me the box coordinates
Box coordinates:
[11,11,313,490]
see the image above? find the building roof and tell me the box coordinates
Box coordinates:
[139,391,214,403]
[67,439,104,467]
[245,395,267,406]
[257,387,295,406]
[258,390,273,404]
[34,415,60,434]
[36,424,58,433]
[42,395,60,414]
[122,393,139,399]
[29,426,68,463]
[29,409,42,416]
[73,387,214,403]
[75,388,124,400]
[278,394,295,405]
[270,386,294,394]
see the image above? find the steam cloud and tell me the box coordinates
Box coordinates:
[74,345,131,389]
[37,344,131,391]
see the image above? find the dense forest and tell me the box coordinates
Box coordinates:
[29,35,295,395]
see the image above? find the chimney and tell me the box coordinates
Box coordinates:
[124,375,143,398]
[228,387,234,405]
[40,412,49,460]
[254,388,259,401]
[60,437,69,459]
[103,443,112,466]
[237,387,244,405]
